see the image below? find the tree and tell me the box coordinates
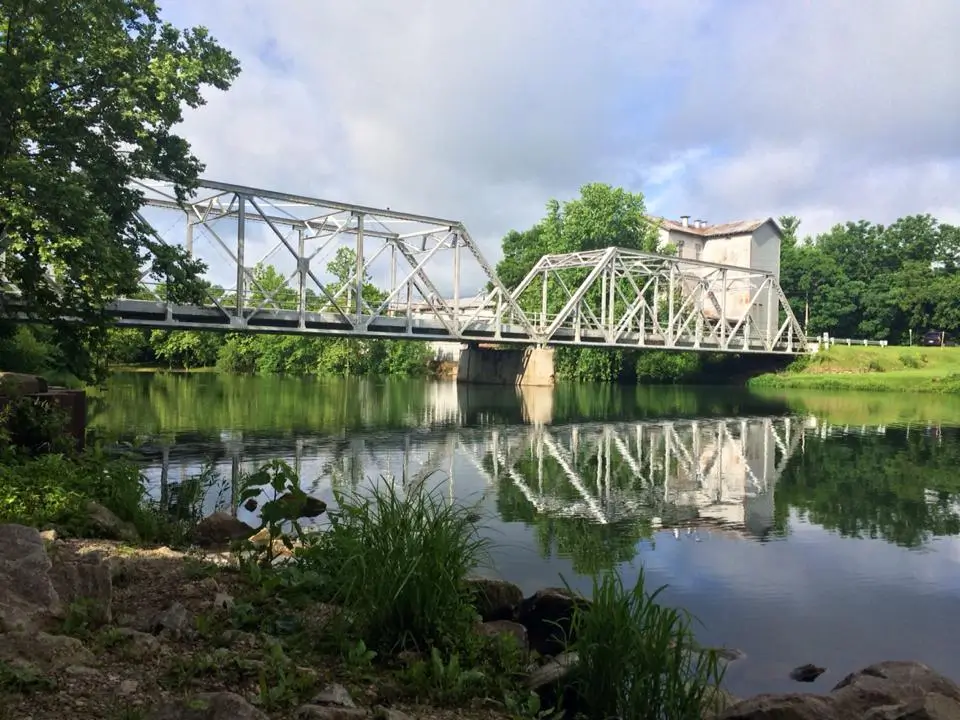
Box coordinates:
[496,183,670,382]
[0,1,240,379]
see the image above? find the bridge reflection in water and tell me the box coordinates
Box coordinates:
[137,404,803,541]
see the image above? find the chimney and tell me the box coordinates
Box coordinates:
[699,219,707,228]
[680,215,690,228]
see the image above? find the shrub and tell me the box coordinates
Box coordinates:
[297,477,488,653]
[564,569,724,720]
[0,448,208,543]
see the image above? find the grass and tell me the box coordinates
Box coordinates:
[748,345,960,393]
[297,478,489,654]
[564,570,725,720]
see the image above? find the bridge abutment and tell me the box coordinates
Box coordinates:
[456,345,555,387]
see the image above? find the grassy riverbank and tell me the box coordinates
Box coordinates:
[748,345,960,393]
[0,444,732,719]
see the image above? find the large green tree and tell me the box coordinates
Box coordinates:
[496,183,682,382]
[0,0,240,379]
[778,214,960,342]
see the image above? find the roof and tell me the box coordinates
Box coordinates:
[652,217,781,239]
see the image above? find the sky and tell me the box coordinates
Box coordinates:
[161,0,960,273]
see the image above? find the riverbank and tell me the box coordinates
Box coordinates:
[5,448,960,719]
[748,345,960,393]
[0,449,734,719]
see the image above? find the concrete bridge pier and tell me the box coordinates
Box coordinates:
[456,345,555,387]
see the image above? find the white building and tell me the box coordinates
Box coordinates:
[652,216,784,336]
[653,215,783,279]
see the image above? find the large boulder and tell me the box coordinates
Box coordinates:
[517,587,590,656]
[0,631,95,671]
[0,524,63,632]
[48,550,113,625]
[193,512,255,547]
[84,500,140,542]
[719,661,960,720]
[464,576,524,621]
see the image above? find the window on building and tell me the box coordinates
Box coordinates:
[695,243,703,261]
[677,241,685,256]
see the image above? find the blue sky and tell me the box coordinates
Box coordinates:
[160,0,960,270]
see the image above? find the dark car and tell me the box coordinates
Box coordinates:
[922,330,956,347]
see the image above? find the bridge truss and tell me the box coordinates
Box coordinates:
[1,177,808,354]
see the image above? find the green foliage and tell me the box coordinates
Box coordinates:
[0,0,240,381]
[634,351,704,384]
[296,479,488,654]
[495,184,710,384]
[0,395,74,456]
[0,660,53,693]
[400,647,487,705]
[563,570,724,720]
[0,450,140,535]
[779,214,960,343]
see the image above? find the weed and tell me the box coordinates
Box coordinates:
[401,647,487,705]
[344,639,377,669]
[297,476,488,653]
[0,660,54,693]
[899,353,921,368]
[562,569,724,720]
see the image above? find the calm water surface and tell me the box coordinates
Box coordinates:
[90,373,960,698]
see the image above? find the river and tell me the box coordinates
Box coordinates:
[89,372,960,699]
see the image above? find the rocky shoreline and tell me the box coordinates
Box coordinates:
[3,518,960,719]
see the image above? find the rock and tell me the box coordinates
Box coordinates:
[373,709,412,720]
[49,551,113,625]
[65,665,102,677]
[464,576,524,621]
[0,632,94,671]
[85,501,139,542]
[115,627,161,658]
[213,592,234,611]
[517,587,589,656]
[0,524,63,632]
[790,663,826,682]
[117,679,139,695]
[863,693,960,719]
[40,529,58,543]
[311,682,357,708]
[193,512,255,547]
[147,692,268,720]
[719,661,960,720]
[477,620,528,650]
[0,372,48,394]
[150,601,192,638]
[275,492,327,519]
[718,693,841,720]
[831,661,960,716]
[294,707,368,720]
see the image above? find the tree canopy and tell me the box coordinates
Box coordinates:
[0,0,240,378]
[779,215,960,342]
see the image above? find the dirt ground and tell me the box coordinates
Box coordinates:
[0,540,513,720]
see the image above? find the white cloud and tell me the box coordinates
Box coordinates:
[162,0,960,270]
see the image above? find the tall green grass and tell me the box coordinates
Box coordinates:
[298,478,489,653]
[564,570,725,720]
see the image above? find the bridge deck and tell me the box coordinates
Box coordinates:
[102,299,803,354]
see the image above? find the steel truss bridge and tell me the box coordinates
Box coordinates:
[140,415,803,534]
[1,178,808,355]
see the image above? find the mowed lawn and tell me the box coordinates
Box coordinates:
[749,345,960,393]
